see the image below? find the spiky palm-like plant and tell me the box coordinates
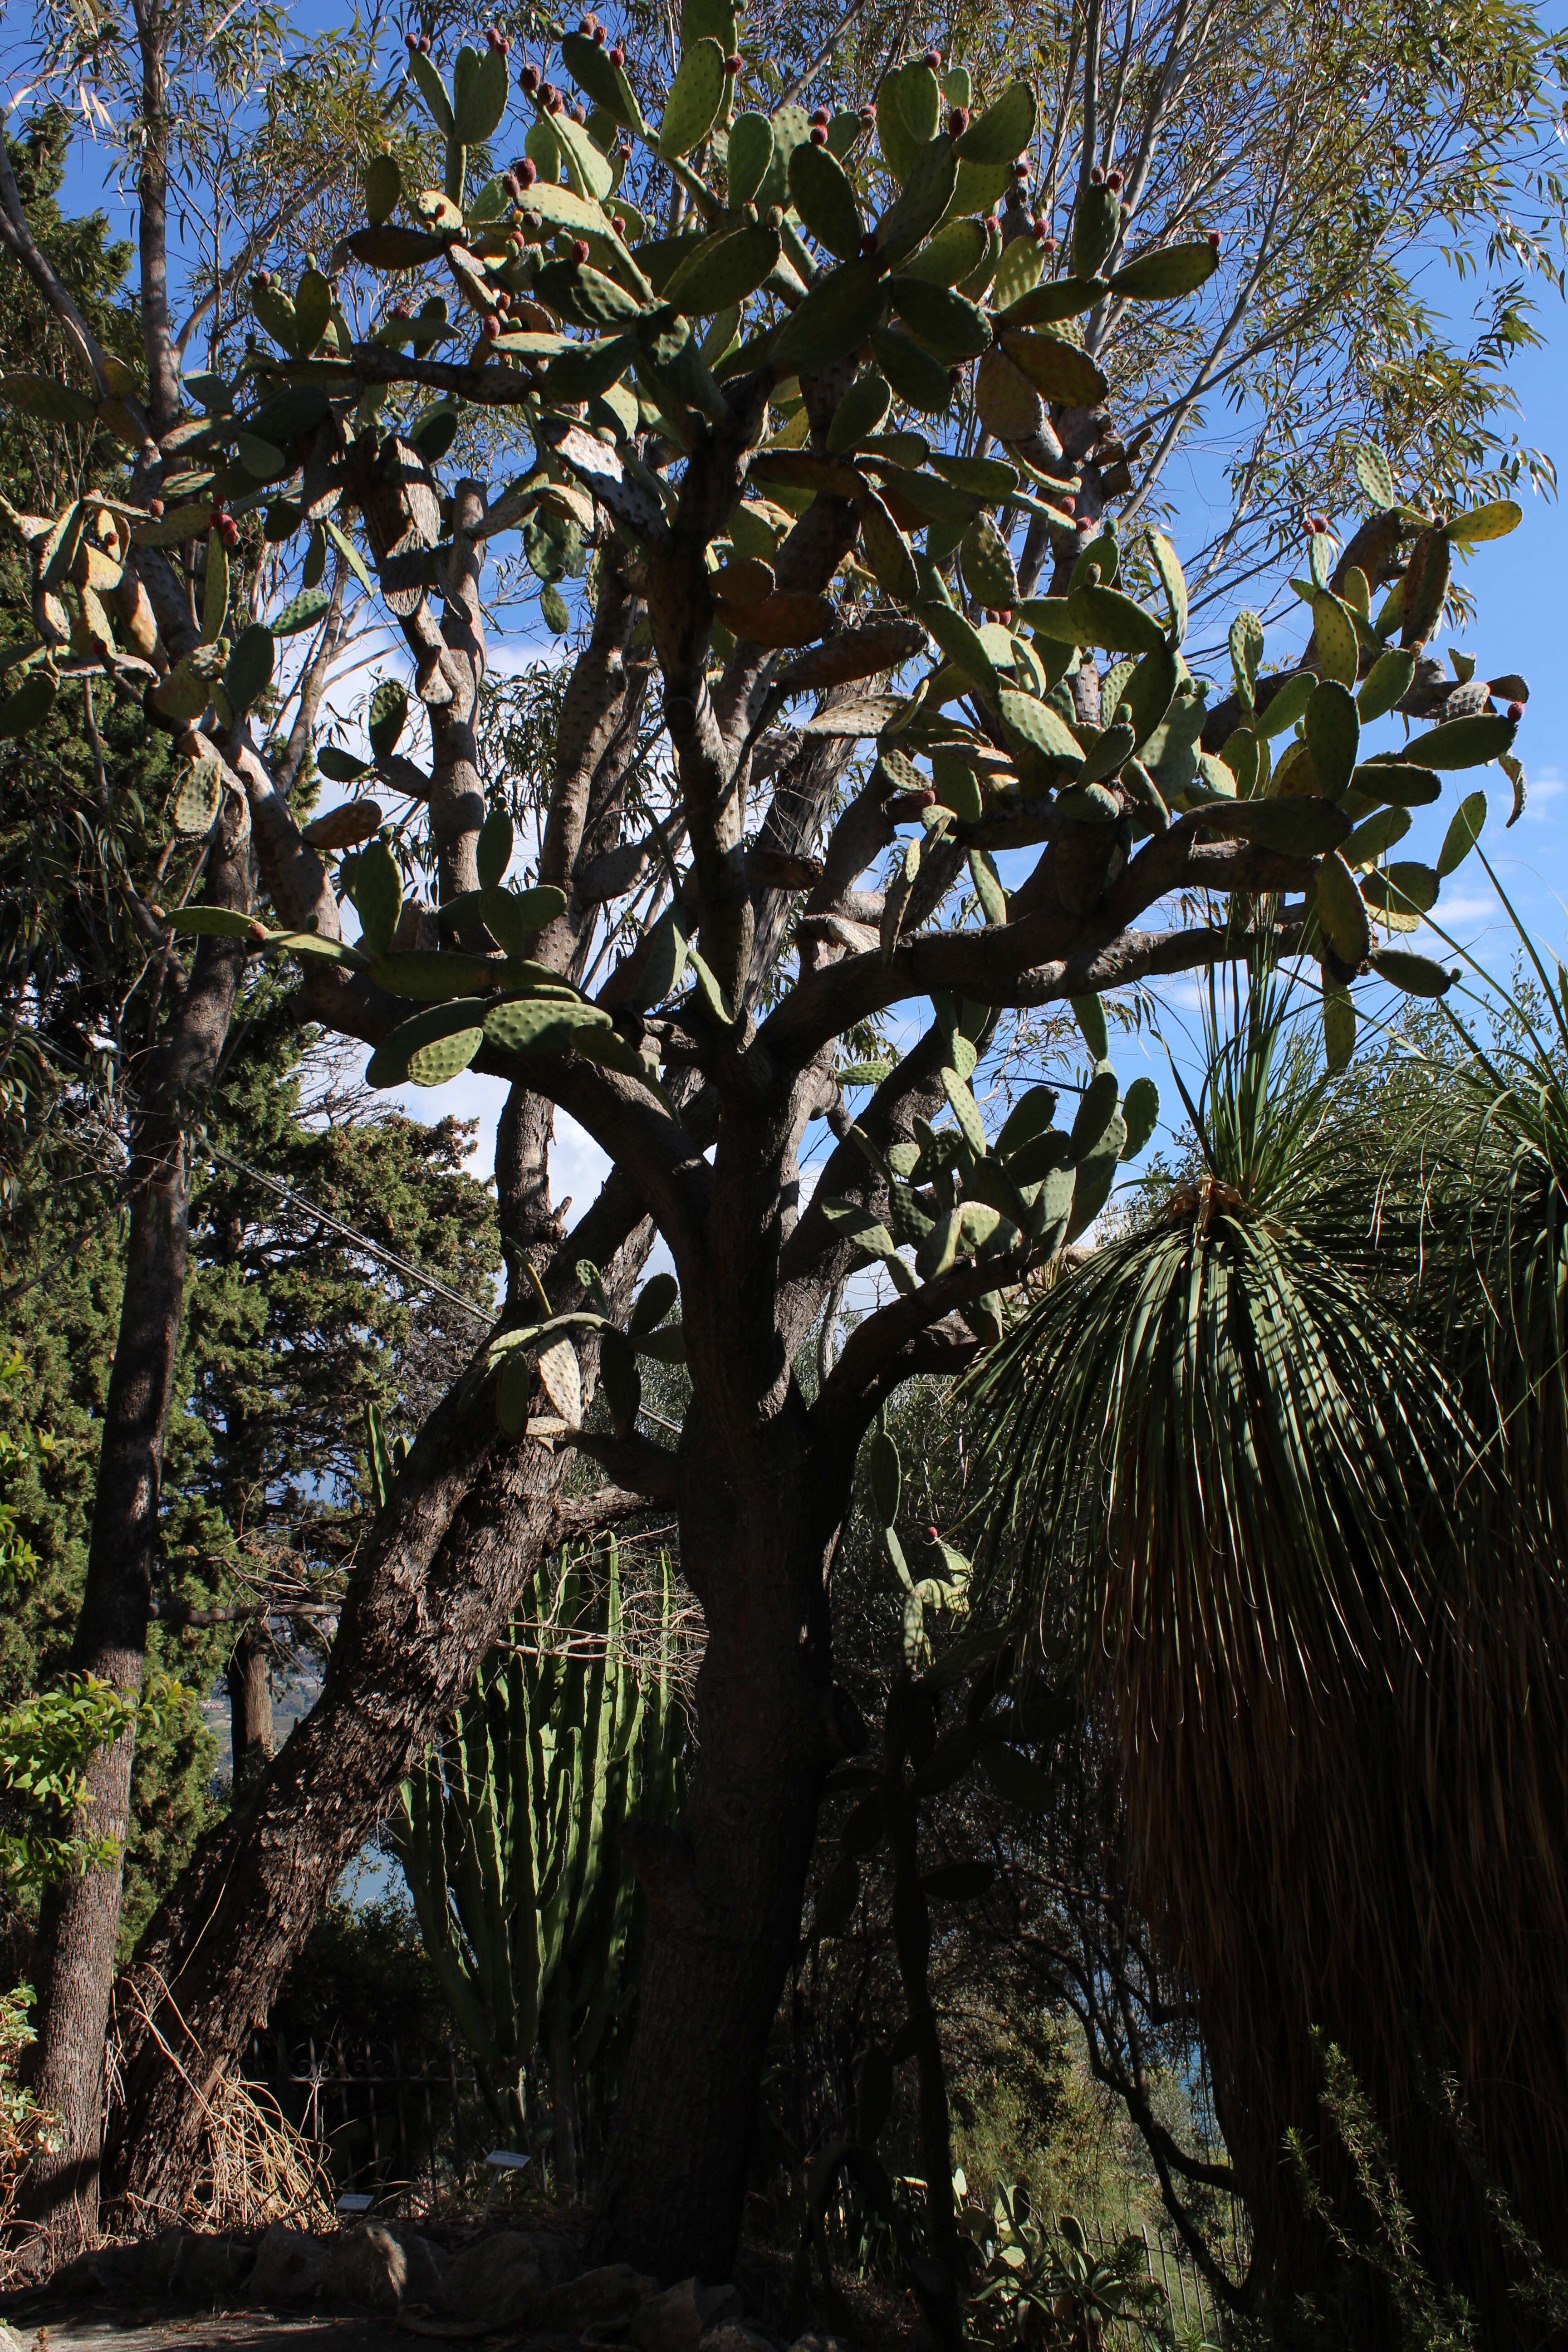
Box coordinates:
[966,939,1568,2335]
[1416,866,1568,1544]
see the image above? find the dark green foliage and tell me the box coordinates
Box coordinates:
[0,1000,497,1962]
[270,1891,455,2058]
[183,987,500,1529]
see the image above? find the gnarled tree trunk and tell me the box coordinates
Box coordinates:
[108,1411,573,2217]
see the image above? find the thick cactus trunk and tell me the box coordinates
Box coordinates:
[591,1406,851,2281]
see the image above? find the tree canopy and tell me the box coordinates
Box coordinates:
[0,0,1553,2293]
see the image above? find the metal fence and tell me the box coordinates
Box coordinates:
[1084,2206,1251,2350]
[245,2035,1246,2343]
[245,2033,523,2199]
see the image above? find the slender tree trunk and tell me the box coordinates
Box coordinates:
[23,805,251,2249]
[227,1627,272,1788]
[591,1407,853,2280]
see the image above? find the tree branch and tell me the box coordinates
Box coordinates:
[757,841,1318,1070]
[560,1429,680,1501]
[813,1256,1020,1441]
[549,1484,659,1534]
[0,134,141,424]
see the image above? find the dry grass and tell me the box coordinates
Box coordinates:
[183,2070,334,2235]
[112,1967,333,2239]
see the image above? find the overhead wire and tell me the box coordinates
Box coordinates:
[11,1031,498,1330]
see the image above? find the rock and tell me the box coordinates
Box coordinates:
[323,2224,407,2312]
[632,2278,705,2352]
[398,2233,447,2305]
[700,2324,779,2352]
[250,2222,326,2305]
[183,2234,255,2303]
[696,2287,745,2336]
[440,2231,546,2325]
[144,2229,254,2303]
[532,2229,584,2287]
[0,2322,32,2352]
[46,2243,149,2303]
[633,2278,744,2352]
[149,2228,189,2291]
[536,2263,657,2336]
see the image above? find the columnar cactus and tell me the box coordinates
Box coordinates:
[392,1542,684,2166]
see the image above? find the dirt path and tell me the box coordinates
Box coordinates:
[3,2309,483,2352]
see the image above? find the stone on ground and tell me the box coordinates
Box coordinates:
[249,2223,326,2305]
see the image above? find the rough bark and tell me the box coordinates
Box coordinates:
[104,1143,654,2220]
[226,1628,273,1788]
[107,1402,576,2220]
[23,797,252,2247]
[591,1390,856,2280]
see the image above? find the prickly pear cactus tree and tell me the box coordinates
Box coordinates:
[3,5,1527,2279]
[392,1540,683,2176]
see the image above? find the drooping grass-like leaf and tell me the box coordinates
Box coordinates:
[961,935,1568,2303]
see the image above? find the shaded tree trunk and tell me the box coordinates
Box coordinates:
[102,1136,652,2222]
[227,1627,272,1788]
[591,1403,855,2280]
[106,1413,574,2219]
[883,1674,963,2352]
[23,804,252,2249]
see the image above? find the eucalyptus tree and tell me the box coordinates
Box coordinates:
[0,0,419,2242]
[851,0,1566,638]
[0,0,1531,2277]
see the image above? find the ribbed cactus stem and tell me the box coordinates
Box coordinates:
[393,1539,686,2177]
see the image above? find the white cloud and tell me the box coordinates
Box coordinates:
[1521,767,1564,819]
[1149,974,1208,1011]
[1421,893,1496,932]
[486,627,575,678]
